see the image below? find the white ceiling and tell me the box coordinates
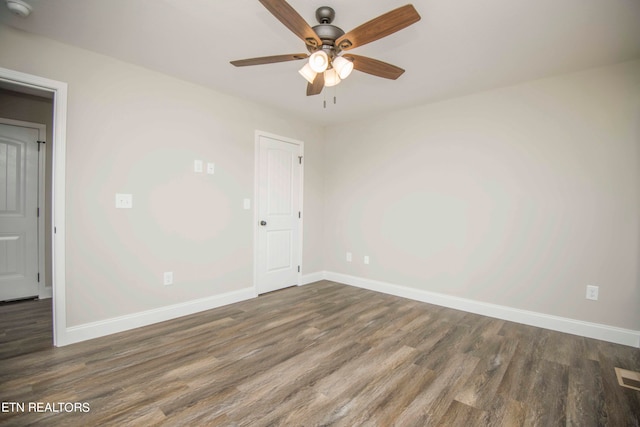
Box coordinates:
[2,0,640,124]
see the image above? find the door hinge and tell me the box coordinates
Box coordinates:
[37,207,40,217]
[298,266,300,273]
[37,273,40,283]
[298,211,301,219]
[37,140,46,152]
[298,156,303,164]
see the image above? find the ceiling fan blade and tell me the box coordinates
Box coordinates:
[259,0,321,48]
[343,54,405,80]
[336,4,421,51]
[306,72,324,96]
[230,53,308,67]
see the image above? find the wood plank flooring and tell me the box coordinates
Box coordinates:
[1,281,639,426]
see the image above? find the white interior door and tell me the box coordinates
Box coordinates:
[256,133,302,294]
[0,121,41,301]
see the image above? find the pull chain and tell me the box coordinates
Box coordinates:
[321,86,338,108]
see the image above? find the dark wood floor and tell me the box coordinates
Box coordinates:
[1,281,639,426]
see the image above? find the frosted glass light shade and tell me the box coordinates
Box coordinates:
[332,56,354,79]
[324,68,341,87]
[309,50,329,73]
[298,63,317,84]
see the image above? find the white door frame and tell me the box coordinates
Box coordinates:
[0,118,47,298]
[0,67,68,347]
[253,130,304,294]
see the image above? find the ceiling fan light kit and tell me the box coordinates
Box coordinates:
[231,0,421,97]
[323,68,341,87]
[332,56,354,80]
[309,50,329,73]
[298,63,317,84]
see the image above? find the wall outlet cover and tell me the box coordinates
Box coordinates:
[586,285,599,301]
[115,193,133,209]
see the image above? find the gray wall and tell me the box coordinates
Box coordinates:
[0,25,325,327]
[1,23,638,334]
[324,60,640,330]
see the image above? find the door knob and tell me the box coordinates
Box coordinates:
[260,220,267,226]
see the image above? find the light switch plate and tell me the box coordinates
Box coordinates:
[115,193,132,209]
[207,162,215,175]
[163,271,173,286]
[194,160,203,173]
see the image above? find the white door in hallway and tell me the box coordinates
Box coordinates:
[0,120,42,301]
[255,133,302,294]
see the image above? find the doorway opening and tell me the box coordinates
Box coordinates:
[0,67,68,346]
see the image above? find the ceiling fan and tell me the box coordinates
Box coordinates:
[230,0,421,96]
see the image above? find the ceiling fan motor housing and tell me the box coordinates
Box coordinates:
[311,6,344,53]
[312,24,344,46]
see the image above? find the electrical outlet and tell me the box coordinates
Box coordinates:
[586,285,599,301]
[115,193,132,209]
[364,256,370,265]
[346,252,352,262]
[207,162,215,174]
[163,272,173,286]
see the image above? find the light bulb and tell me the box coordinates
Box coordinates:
[332,56,354,79]
[308,50,329,73]
[298,63,317,84]
[324,68,341,87]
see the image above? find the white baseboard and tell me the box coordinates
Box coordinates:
[56,273,639,348]
[59,287,256,346]
[300,271,325,286]
[321,271,640,348]
[39,286,52,300]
